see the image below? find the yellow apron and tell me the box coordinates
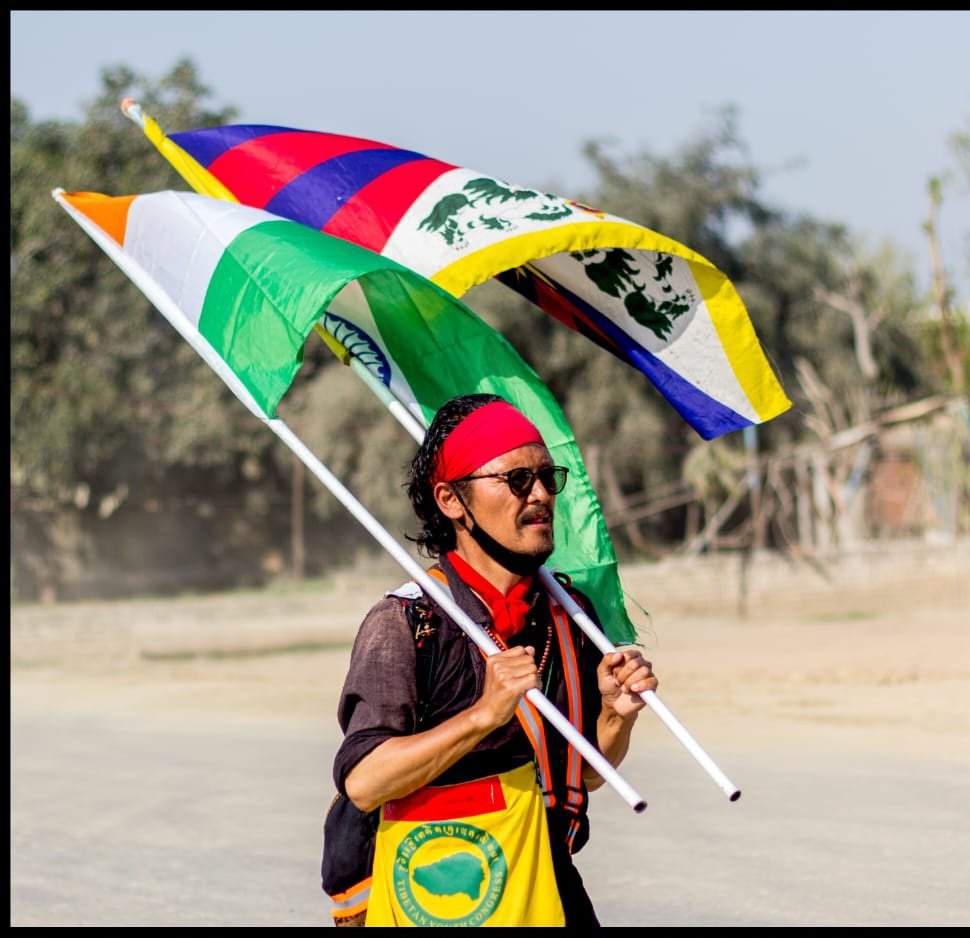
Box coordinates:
[365,761,565,927]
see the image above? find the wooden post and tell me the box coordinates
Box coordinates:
[291,454,305,583]
[743,425,764,550]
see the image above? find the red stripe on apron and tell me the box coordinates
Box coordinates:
[382,774,507,821]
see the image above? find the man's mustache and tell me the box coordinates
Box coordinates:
[520,507,553,525]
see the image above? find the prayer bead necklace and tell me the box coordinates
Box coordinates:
[484,618,555,680]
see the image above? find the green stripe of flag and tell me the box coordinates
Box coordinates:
[199,217,636,644]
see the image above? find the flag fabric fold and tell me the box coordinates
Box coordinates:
[127,107,791,440]
[54,187,636,644]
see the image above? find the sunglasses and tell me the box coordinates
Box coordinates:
[453,465,569,497]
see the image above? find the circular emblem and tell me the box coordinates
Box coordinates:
[319,311,392,386]
[392,822,507,926]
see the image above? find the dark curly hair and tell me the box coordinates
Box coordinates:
[405,393,505,557]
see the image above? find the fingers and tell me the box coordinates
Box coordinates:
[488,645,539,690]
[477,646,539,729]
[602,648,658,696]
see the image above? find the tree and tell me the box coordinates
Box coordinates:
[11,61,305,599]
[13,64,965,600]
[922,114,970,395]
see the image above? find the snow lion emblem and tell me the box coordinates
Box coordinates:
[418,177,575,248]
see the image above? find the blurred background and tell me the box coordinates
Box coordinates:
[10,19,969,606]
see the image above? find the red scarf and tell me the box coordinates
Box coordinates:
[447,551,534,643]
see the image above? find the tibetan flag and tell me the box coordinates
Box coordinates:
[125,103,791,440]
[53,187,636,644]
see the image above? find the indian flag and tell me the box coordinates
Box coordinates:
[53,187,636,644]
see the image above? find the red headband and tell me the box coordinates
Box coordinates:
[434,401,546,484]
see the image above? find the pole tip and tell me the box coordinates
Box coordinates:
[634,800,647,813]
[729,790,741,802]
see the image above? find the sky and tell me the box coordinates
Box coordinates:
[10,10,970,299]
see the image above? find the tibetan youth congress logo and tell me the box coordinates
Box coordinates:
[393,821,508,926]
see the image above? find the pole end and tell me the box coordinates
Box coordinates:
[634,800,647,813]
[729,790,741,802]
[120,98,144,128]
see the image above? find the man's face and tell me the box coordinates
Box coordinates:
[458,443,557,558]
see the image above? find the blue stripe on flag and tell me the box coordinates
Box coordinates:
[265,148,426,231]
[515,269,751,439]
[169,125,290,168]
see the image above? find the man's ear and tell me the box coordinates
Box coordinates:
[433,481,467,522]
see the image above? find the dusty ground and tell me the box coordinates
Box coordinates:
[10,542,970,926]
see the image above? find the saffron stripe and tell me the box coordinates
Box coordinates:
[382,775,507,821]
[62,192,136,247]
[323,157,455,252]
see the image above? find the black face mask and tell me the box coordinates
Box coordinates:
[468,517,553,577]
[452,488,553,577]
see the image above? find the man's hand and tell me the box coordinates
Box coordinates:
[597,648,657,720]
[583,647,659,789]
[472,645,538,729]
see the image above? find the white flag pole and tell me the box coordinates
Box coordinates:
[538,569,741,801]
[326,331,741,802]
[52,188,647,814]
[272,420,646,814]
[112,104,737,798]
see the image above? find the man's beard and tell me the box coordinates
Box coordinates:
[468,519,553,576]
[449,487,553,576]
[456,495,554,576]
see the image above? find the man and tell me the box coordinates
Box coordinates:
[332,393,657,927]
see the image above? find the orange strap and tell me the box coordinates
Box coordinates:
[423,567,586,834]
[330,875,371,921]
